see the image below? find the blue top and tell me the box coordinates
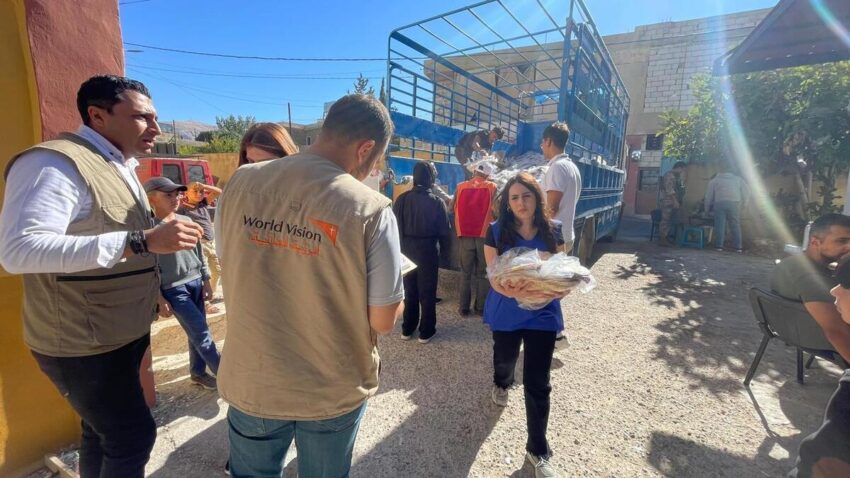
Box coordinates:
[483,221,565,332]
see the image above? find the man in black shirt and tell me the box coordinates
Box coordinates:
[454,127,505,166]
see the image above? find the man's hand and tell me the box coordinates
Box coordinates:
[203,279,214,302]
[145,219,204,254]
[157,296,173,319]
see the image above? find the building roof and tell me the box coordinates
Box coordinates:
[714,0,850,75]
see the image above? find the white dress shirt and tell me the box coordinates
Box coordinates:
[0,126,144,274]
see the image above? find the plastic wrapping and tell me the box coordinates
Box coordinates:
[486,247,596,310]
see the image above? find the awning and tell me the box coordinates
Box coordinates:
[714,0,850,75]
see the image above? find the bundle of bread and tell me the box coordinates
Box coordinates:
[486,247,596,310]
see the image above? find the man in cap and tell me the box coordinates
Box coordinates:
[453,161,498,315]
[0,75,203,477]
[145,177,219,390]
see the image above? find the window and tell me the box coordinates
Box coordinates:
[306,136,312,145]
[188,165,206,184]
[638,169,660,191]
[161,164,181,184]
[645,134,664,151]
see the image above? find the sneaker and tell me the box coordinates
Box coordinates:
[526,452,560,478]
[190,373,217,390]
[400,333,413,341]
[736,249,743,254]
[491,385,509,407]
[418,332,435,344]
[555,331,565,341]
[224,459,230,476]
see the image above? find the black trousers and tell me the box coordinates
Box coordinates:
[402,237,440,339]
[32,335,156,478]
[493,329,557,456]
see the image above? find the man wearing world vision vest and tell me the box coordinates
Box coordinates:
[0,75,204,477]
[215,94,405,477]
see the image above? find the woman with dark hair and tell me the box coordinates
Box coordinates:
[238,122,299,166]
[483,171,569,478]
[393,162,451,343]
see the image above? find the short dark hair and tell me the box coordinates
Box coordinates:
[673,161,687,170]
[491,126,505,139]
[542,122,571,150]
[321,94,393,147]
[810,213,850,238]
[77,75,151,126]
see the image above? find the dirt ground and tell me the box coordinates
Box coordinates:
[132,217,841,476]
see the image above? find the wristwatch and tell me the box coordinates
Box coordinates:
[128,230,149,255]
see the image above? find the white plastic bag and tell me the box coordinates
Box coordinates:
[486,247,596,310]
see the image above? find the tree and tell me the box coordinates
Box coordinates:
[215,114,256,139]
[379,77,387,105]
[349,74,374,96]
[195,131,215,143]
[661,62,850,221]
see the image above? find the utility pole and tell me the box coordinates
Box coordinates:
[172,119,178,155]
[287,102,293,134]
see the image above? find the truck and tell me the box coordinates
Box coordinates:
[385,0,630,265]
[136,156,216,187]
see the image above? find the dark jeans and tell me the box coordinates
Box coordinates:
[162,278,220,376]
[459,236,489,312]
[32,335,156,478]
[402,237,439,339]
[493,329,557,456]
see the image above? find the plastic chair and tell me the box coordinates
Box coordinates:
[744,287,848,386]
[679,226,705,249]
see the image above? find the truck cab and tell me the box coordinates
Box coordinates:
[136,156,215,187]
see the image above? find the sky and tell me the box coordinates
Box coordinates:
[119,0,780,126]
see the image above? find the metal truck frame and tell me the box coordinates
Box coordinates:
[385,0,630,263]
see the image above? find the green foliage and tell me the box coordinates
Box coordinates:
[661,62,850,214]
[215,115,256,139]
[349,74,375,96]
[198,134,240,153]
[195,131,215,142]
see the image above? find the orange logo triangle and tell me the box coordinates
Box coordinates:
[309,218,339,246]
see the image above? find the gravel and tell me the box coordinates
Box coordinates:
[138,234,843,477]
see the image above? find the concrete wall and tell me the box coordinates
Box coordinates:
[606,9,770,167]
[0,0,124,474]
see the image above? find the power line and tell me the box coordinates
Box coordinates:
[127,67,328,110]
[119,0,153,5]
[128,64,382,81]
[127,58,387,76]
[125,42,389,62]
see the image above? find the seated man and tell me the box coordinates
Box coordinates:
[771,213,850,363]
[788,255,850,477]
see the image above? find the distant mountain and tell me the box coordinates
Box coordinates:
[159,120,217,141]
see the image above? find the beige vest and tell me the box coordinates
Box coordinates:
[217,153,391,420]
[6,133,159,357]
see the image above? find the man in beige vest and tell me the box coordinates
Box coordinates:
[216,94,404,477]
[0,75,203,478]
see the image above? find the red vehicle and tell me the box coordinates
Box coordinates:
[136,156,215,187]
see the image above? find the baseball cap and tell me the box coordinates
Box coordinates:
[475,162,497,177]
[143,176,188,193]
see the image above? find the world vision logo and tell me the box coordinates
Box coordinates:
[309,218,340,247]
